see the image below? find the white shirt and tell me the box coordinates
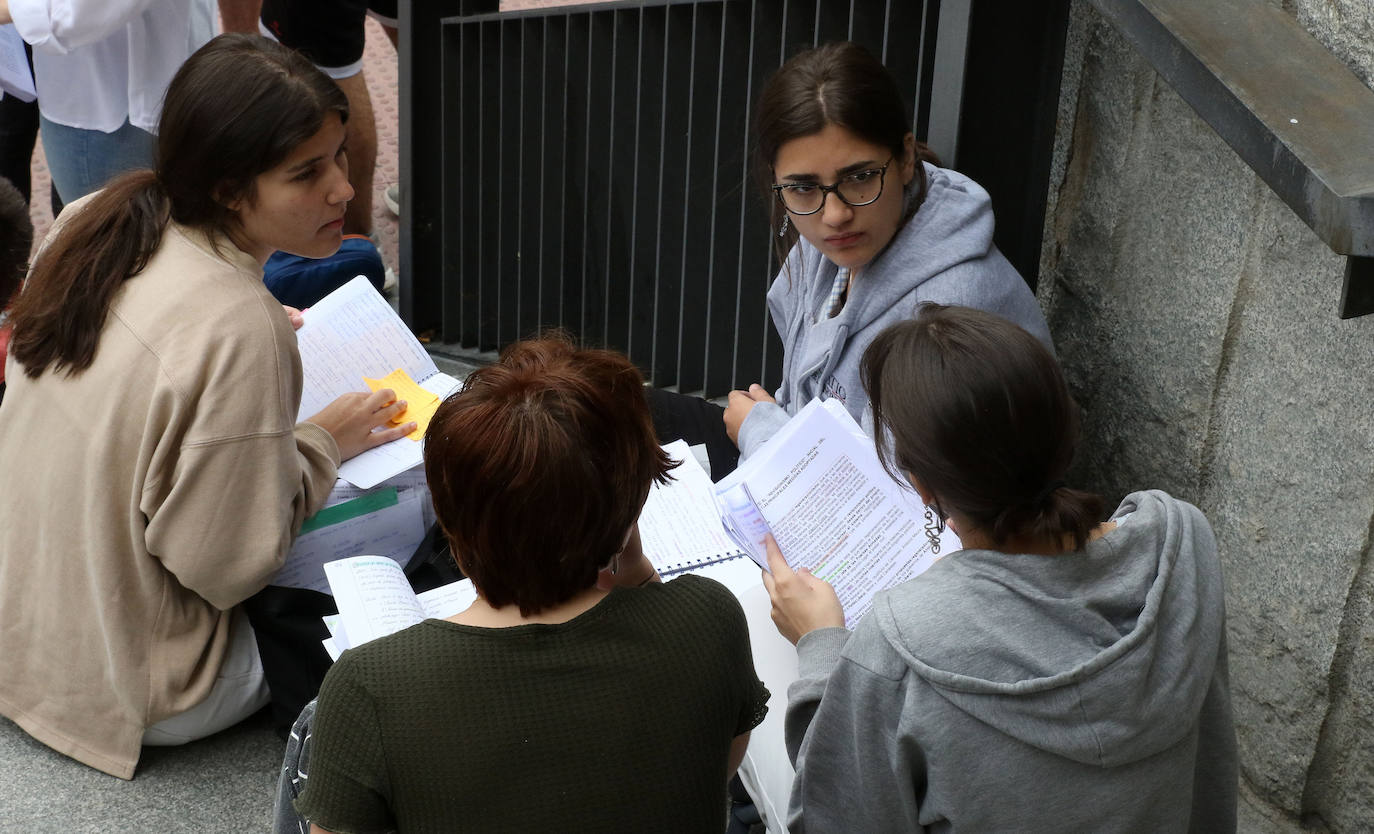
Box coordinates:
[9,0,215,133]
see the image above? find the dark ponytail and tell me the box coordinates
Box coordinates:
[10,172,168,377]
[863,304,1103,552]
[7,33,347,379]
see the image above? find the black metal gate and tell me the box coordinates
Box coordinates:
[399,0,1068,396]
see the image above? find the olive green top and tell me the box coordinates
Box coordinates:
[297,574,768,833]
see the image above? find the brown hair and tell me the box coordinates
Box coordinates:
[8,34,347,378]
[0,177,31,309]
[754,41,941,267]
[862,304,1103,550]
[424,334,676,615]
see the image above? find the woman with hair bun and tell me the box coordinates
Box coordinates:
[0,34,414,779]
[764,305,1237,832]
[721,41,1052,460]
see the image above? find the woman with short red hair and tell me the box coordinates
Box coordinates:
[297,334,770,833]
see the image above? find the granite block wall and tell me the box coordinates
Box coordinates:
[1038,2,1374,829]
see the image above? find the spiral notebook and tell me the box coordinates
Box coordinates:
[638,440,747,576]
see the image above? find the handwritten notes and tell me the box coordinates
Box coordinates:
[297,278,462,487]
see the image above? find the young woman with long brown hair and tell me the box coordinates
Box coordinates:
[0,34,414,779]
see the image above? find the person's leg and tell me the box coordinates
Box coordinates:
[218,0,263,33]
[645,386,740,481]
[39,117,155,204]
[0,100,39,203]
[366,1,399,49]
[272,699,317,834]
[333,71,376,235]
[142,608,271,746]
[0,43,39,202]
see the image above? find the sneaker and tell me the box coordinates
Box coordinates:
[384,183,400,217]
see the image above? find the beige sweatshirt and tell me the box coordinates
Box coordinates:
[0,219,338,778]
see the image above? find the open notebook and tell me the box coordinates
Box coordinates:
[295,277,462,488]
[638,440,748,576]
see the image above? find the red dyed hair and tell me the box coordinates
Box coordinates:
[424,334,675,615]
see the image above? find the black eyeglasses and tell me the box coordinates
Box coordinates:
[771,157,893,215]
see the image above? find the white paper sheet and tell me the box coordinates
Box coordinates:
[272,490,428,593]
[323,555,429,647]
[416,580,477,619]
[718,400,958,627]
[0,26,36,103]
[323,466,436,530]
[296,278,437,419]
[677,555,764,599]
[638,440,743,575]
[295,277,462,488]
[322,555,476,655]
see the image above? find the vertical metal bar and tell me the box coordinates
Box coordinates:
[603,13,619,348]
[702,8,726,392]
[500,21,511,342]
[882,0,892,63]
[476,27,486,346]
[732,0,758,389]
[515,21,524,336]
[538,17,547,324]
[560,19,570,325]
[676,6,698,386]
[928,0,972,166]
[581,17,594,342]
[651,9,670,383]
[626,11,640,363]
[848,0,856,40]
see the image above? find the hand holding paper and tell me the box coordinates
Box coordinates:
[307,388,416,461]
[761,533,844,645]
[364,367,440,441]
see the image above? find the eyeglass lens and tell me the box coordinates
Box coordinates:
[777,169,885,214]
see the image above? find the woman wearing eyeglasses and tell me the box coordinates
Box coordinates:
[722,42,1053,457]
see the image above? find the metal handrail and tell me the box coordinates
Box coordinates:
[1090,0,1374,318]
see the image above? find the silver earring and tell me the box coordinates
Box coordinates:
[610,553,620,575]
[924,506,942,554]
[778,215,790,237]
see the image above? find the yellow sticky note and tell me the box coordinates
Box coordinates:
[363,368,441,441]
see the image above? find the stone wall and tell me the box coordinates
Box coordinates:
[1038,2,1374,830]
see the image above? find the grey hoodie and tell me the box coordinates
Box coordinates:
[784,490,1237,832]
[738,163,1053,458]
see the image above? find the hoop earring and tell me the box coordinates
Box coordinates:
[610,553,620,575]
[778,215,790,237]
[924,506,942,554]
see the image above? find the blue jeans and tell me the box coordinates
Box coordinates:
[40,116,155,204]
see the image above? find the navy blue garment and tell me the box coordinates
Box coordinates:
[262,235,386,308]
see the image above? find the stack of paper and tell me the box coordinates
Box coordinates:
[296,277,462,488]
[270,469,432,594]
[716,399,960,627]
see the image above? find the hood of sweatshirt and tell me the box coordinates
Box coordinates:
[773,163,1000,359]
[765,163,1050,422]
[871,490,1225,768]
